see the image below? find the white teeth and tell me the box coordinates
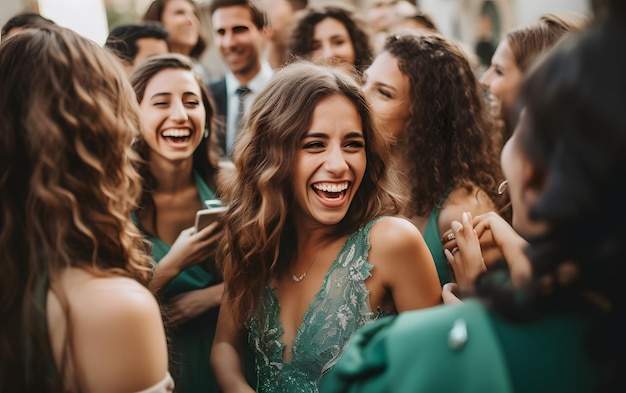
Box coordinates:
[162,129,191,137]
[313,182,349,193]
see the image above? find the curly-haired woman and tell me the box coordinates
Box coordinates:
[289,3,373,76]
[363,34,507,285]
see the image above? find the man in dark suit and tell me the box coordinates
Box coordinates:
[209,0,274,159]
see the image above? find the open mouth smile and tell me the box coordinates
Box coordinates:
[161,128,192,144]
[312,181,350,201]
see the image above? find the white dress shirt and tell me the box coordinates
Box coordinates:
[224,61,274,155]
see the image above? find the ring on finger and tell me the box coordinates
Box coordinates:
[446,233,455,241]
[451,246,459,255]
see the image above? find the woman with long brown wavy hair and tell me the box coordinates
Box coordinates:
[363,34,508,286]
[0,26,172,392]
[210,62,441,392]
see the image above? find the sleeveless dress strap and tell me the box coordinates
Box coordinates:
[422,187,454,285]
[193,171,217,203]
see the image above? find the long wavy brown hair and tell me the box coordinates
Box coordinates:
[289,4,373,75]
[384,34,506,218]
[130,53,219,238]
[218,62,404,325]
[0,26,152,392]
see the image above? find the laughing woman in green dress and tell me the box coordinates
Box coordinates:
[131,54,224,393]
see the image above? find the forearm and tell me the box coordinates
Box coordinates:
[148,255,182,296]
[211,297,254,392]
[501,236,531,286]
[497,230,528,269]
[211,341,254,393]
[202,282,224,310]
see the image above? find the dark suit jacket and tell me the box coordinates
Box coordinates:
[207,79,227,158]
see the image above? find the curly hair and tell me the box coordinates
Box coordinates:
[130,53,218,237]
[143,0,208,59]
[289,4,373,75]
[0,26,152,392]
[477,15,626,391]
[218,62,404,325]
[383,34,505,217]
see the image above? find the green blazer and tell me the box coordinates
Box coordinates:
[320,300,598,393]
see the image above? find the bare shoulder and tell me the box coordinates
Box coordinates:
[54,268,169,392]
[367,217,441,311]
[67,272,160,321]
[368,216,425,259]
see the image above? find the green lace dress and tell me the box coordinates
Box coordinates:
[247,219,389,393]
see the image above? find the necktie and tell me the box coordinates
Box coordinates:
[236,86,251,130]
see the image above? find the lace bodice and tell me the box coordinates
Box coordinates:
[247,219,389,393]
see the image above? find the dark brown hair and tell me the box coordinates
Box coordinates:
[130,53,218,237]
[209,0,268,29]
[289,4,373,75]
[384,34,505,217]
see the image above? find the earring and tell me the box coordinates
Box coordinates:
[203,128,209,139]
[497,180,508,195]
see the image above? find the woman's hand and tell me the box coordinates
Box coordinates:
[443,211,531,289]
[441,282,463,305]
[166,222,223,272]
[442,212,504,268]
[149,222,224,295]
[167,284,224,324]
[444,212,486,293]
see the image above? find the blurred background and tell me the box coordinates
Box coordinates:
[1,0,592,79]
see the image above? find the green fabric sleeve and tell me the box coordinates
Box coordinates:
[320,300,513,393]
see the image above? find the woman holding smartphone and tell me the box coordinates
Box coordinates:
[131,53,224,393]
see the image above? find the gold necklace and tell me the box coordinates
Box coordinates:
[291,254,320,283]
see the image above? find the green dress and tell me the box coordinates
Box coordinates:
[247,219,390,393]
[136,172,221,393]
[422,208,450,286]
[320,299,599,393]
[422,190,453,285]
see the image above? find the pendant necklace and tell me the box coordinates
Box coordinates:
[291,254,320,283]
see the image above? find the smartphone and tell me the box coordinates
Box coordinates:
[194,205,228,232]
